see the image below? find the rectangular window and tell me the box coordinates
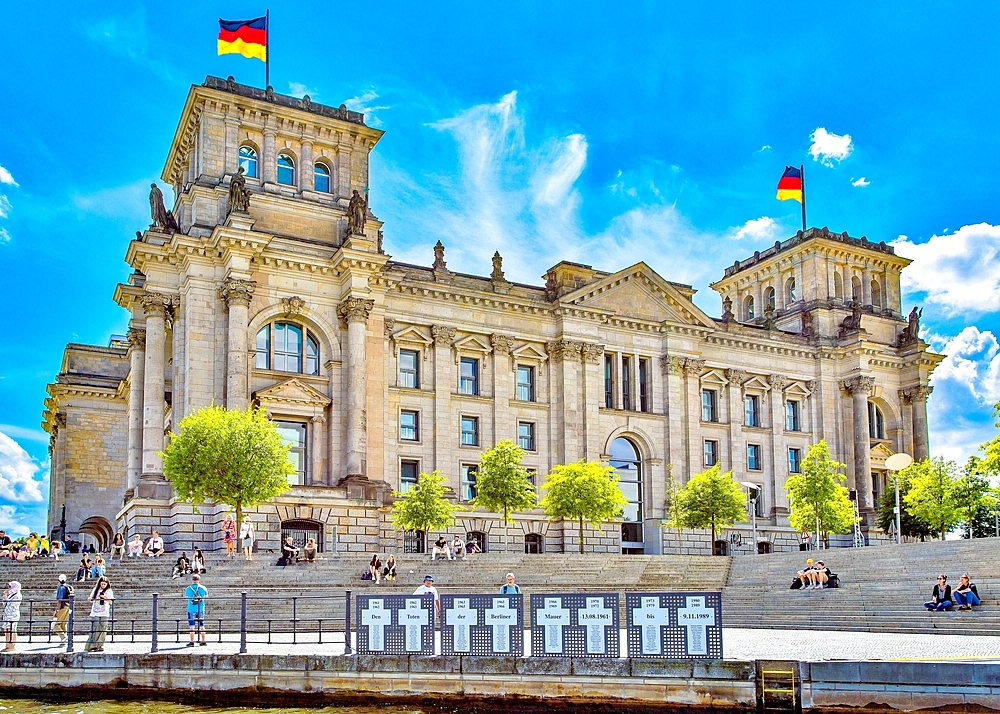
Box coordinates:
[704,440,718,467]
[460,358,479,395]
[745,394,760,427]
[461,416,479,446]
[255,324,270,369]
[639,358,649,412]
[276,421,307,485]
[702,389,718,422]
[399,349,419,389]
[786,400,800,431]
[516,365,535,402]
[788,448,802,474]
[621,356,632,410]
[518,422,535,451]
[604,355,614,408]
[461,464,479,501]
[748,443,762,471]
[400,460,419,492]
[399,410,419,441]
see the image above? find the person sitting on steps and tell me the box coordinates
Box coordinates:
[796,559,819,589]
[369,553,383,583]
[303,538,317,563]
[953,573,980,610]
[382,554,397,582]
[451,535,466,560]
[172,552,191,579]
[924,574,953,611]
[280,536,300,566]
[431,536,452,561]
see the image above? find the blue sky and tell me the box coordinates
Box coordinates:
[2,2,999,536]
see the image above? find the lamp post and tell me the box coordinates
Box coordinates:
[885,453,913,546]
[740,482,758,554]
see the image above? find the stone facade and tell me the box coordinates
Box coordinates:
[43,77,942,554]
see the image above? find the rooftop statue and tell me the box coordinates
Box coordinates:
[347,190,367,236]
[149,183,179,233]
[228,167,251,215]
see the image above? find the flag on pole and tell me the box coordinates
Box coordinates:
[218,17,268,62]
[775,166,804,203]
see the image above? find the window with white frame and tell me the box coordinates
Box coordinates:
[704,440,718,467]
[277,153,295,185]
[516,365,535,402]
[400,460,419,492]
[788,447,802,474]
[255,322,320,375]
[786,400,801,431]
[460,358,479,395]
[518,422,535,451]
[745,394,760,427]
[400,410,419,441]
[461,464,478,501]
[314,162,331,193]
[399,349,419,388]
[747,443,762,471]
[239,145,258,178]
[702,389,718,422]
[461,416,479,446]
[276,421,307,485]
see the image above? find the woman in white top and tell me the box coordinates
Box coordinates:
[2,581,21,652]
[240,517,256,561]
[85,576,114,652]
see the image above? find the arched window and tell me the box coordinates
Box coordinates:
[743,295,755,321]
[277,153,295,185]
[834,272,844,299]
[314,162,331,193]
[239,145,258,178]
[254,321,320,375]
[868,402,885,440]
[785,277,797,303]
[524,533,544,554]
[852,276,862,301]
[871,280,882,308]
[764,287,776,311]
[610,437,643,550]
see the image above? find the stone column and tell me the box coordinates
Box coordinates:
[629,354,641,411]
[490,334,514,443]
[844,375,876,519]
[862,265,873,307]
[724,368,746,479]
[338,297,374,479]
[767,373,789,520]
[431,325,455,485]
[220,278,256,410]
[662,356,687,480]
[139,292,171,490]
[581,343,605,459]
[299,139,314,193]
[125,327,146,495]
[683,359,706,480]
[224,113,240,175]
[547,340,583,463]
[310,414,326,485]
[911,385,933,460]
[262,127,277,184]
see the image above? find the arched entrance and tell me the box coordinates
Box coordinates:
[77,516,114,552]
[524,533,543,554]
[609,437,644,553]
[281,519,324,552]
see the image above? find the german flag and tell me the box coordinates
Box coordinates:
[775,166,803,203]
[218,17,267,62]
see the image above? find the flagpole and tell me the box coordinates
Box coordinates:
[800,163,807,232]
[265,8,270,88]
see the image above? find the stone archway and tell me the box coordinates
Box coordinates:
[77,516,114,551]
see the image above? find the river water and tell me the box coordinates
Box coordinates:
[0,703,439,714]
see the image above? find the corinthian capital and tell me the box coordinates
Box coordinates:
[914,385,934,401]
[682,358,706,376]
[431,325,456,345]
[126,327,147,351]
[220,278,256,309]
[661,355,684,375]
[767,373,788,391]
[546,339,582,363]
[580,342,606,364]
[139,291,173,318]
[843,375,875,396]
[724,368,746,386]
[490,333,515,354]
[338,297,374,324]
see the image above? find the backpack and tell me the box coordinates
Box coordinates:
[361,571,373,580]
[790,577,802,590]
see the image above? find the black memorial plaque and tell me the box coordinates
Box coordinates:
[529,593,619,658]
[355,594,436,655]
[440,594,523,656]
[625,591,723,659]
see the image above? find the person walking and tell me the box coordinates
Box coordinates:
[52,574,72,644]
[239,517,256,561]
[2,581,22,652]
[185,574,207,647]
[499,572,520,595]
[222,515,237,558]
[85,576,114,652]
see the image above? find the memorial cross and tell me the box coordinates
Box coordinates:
[539,597,571,654]
[677,596,715,655]
[360,599,391,651]
[401,598,428,651]
[485,597,517,653]
[578,596,613,654]
[632,596,670,655]
[445,598,478,653]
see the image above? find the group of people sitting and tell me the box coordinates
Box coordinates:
[277,536,318,566]
[366,554,398,583]
[431,535,482,561]
[925,573,980,611]
[125,531,166,557]
[171,548,207,578]
[0,531,63,561]
[792,558,837,589]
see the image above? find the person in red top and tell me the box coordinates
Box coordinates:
[222,515,237,558]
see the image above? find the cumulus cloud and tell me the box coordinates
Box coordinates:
[0,228,9,243]
[929,327,1000,405]
[851,177,870,187]
[732,216,779,242]
[0,195,10,219]
[809,127,853,167]
[0,506,31,538]
[0,164,17,186]
[73,177,155,221]
[344,89,390,127]
[0,431,45,504]
[288,82,320,99]
[893,223,1000,316]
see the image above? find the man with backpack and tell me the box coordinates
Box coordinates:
[184,574,207,647]
[52,574,72,644]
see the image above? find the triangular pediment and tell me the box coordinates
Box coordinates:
[511,343,549,362]
[742,375,771,393]
[870,442,895,461]
[254,377,332,407]
[785,381,812,397]
[700,369,728,386]
[559,263,717,328]
[390,325,433,347]
[454,334,492,354]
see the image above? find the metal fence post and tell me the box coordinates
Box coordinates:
[66,595,75,653]
[150,593,159,653]
[344,589,352,655]
[239,591,247,654]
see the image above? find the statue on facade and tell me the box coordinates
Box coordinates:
[491,251,505,282]
[901,306,922,343]
[800,309,815,338]
[840,300,863,333]
[432,240,447,271]
[721,296,734,323]
[149,183,179,232]
[347,189,367,235]
[762,305,776,330]
[228,167,251,215]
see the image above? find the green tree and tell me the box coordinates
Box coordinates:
[785,441,855,542]
[161,405,293,525]
[660,465,684,544]
[390,470,464,548]
[953,460,991,538]
[675,465,747,549]
[975,402,1000,480]
[539,461,628,553]
[877,469,932,540]
[903,457,961,540]
[470,440,537,552]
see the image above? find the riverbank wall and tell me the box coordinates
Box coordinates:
[1,653,998,713]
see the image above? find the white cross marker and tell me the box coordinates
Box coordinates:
[632,596,670,655]
[401,598,428,652]
[578,596,613,654]
[360,599,392,651]
[538,597,570,654]
[445,598,478,653]
[677,596,715,655]
[485,597,517,653]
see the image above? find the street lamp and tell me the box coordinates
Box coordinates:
[885,452,913,545]
[740,482,759,553]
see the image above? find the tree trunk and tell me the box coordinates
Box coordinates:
[504,506,509,554]
[578,516,585,554]
[235,502,243,530]
[711,519,716,555]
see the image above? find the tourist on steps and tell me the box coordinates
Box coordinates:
[369,553,383,583]
[90,554,107,579]
[172,552,192,579]
[144,531,165,557]
[281,537,300,566]
[85,576,114,652]
[452,535,467,560]
[953,574,980,610]
[185,574,207,647]
[431,536,452,561]
[52,574,71,644]
[75,554,92,582]
[191,547,206,574]
[127,534,142,558]
[2,581,21,652]
[222,514,237,558]
[413,574,439,614]
[924,574,953,611]
[796,559,818,589]
[240,517,256,561]
[303,538,317,563]
[499,573,520,595]
[111,532,126,562]
[382,554,397,581]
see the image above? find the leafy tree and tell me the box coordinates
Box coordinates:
[877,469,932,540]
[660,465,684,544]
[162,405,293,525]
[539,461,628,553]
[470,440,537,552]
[975,402,1000,480]
[390,470,464,547]
[675,464,747,549]
[903,457,961,540]
[785,441,855,542]
[953,466,991,539]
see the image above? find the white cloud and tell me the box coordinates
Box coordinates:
[809,127,853,167]
[0,195,10,219]
[0,228,9,243]
[731,216,779,242]
[930,326,1000,404]
[73,177,156,221]
[0,431,45,504]
[893,223,1000,316]
[758,145,772,153]
[0,507,31,538]
[851,177,870,187]
[288,82,319,99]
[0,425,49,444]
[0,164,17,186]
[344,89,390,128]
